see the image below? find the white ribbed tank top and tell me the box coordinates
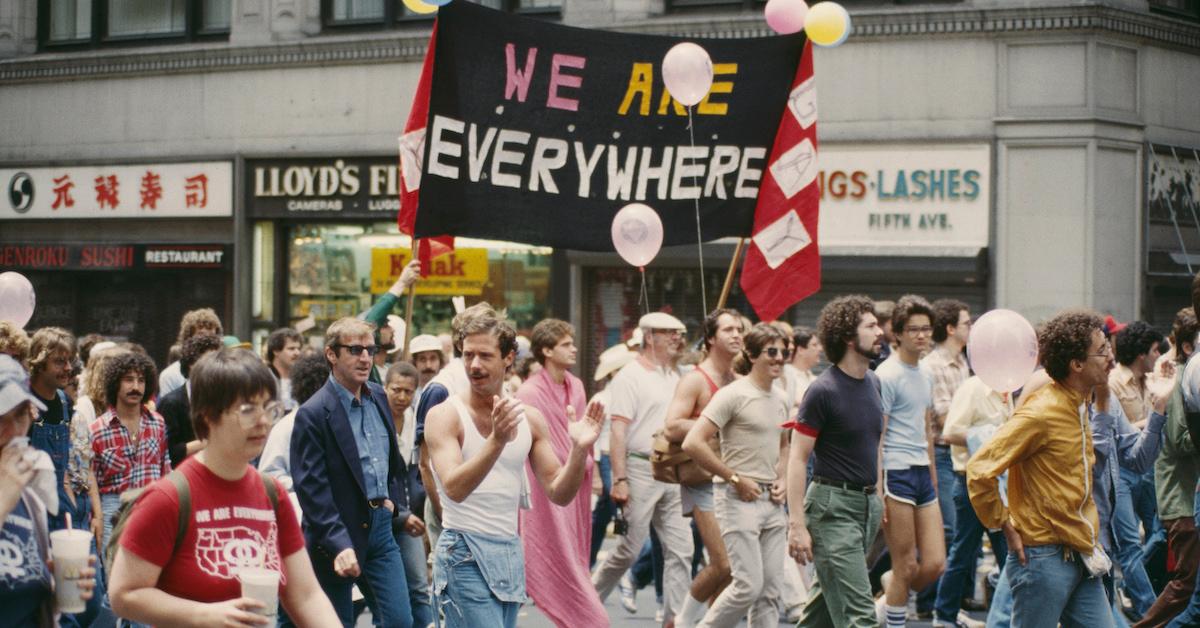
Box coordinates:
[434,395,532,538]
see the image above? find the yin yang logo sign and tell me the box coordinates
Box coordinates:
[7,173,33,214]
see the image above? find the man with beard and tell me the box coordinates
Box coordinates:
[968,310,1114,628]
[664,308,743,628]
[592,311,695,626]
[425,305,602,627]
[785,295,886,628]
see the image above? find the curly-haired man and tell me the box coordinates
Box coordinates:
[786,295,886,628]
[968,309,1114,628]
[90,352,169,544]
[158,308,222,398]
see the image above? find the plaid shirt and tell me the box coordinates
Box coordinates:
[920,345,970,442]
[89,407,171,496]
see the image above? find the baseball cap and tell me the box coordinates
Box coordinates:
[1104,315,1127,337]
[409,334,443,356]
[0,354,46,415]
[639,312,686,332]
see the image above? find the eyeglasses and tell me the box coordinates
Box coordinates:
[236,401,286,429]
[334,344,380,357]
[1089,344,1114,359]
[764,347,792,360]
[904,326,934,335]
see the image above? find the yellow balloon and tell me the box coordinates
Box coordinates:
[805,2,851,47]
[403,0,439,15]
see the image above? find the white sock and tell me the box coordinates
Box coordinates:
[885,604,907,628]
[675,594,708,628]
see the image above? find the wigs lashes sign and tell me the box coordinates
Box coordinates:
[410,2,805,251]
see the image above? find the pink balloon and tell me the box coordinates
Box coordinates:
[967,309,1039,394]
[661,42,713,107]
[0,272,35,328]
[611,203,664,267]
[765,0,809,35]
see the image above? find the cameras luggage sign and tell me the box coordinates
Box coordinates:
[402,2,807,252]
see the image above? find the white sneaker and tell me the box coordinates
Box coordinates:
[957,611,986,628]
[655,603,665,623]
[874,597,887,628]
[618,575,637,614]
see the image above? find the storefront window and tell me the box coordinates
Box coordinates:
[287,222,553,339]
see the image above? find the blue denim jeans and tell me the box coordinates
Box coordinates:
[1008,545,1114,628]
[918,445,957,612]
[986,564,1012,628]
[1165,484,1200,628]
[935,472,1007,622]
[319,507,413,628]
[590,453,614,569]
[1114,467,1157,617]
[432,529,524,628]
[395,528,432,628]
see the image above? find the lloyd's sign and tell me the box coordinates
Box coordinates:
[246,157,403,219]
[815,144,990,251]
[370,248,488,296]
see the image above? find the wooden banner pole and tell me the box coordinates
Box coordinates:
[716,237,746,310]
[402,284,416,362]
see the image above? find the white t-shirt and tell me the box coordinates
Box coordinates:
[607,358,681,457]
[702,377,790,483]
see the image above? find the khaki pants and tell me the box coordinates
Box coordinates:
[798,482,884,628]
[697,483,787,628]
[592,457,695,621]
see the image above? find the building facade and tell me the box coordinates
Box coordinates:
[1,0,1197,376]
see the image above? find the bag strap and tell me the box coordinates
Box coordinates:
[258,470,279,512]
[165,470,191,556]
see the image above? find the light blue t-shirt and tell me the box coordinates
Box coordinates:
[878,353,934,470]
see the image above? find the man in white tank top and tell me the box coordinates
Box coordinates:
[424,304,603,628]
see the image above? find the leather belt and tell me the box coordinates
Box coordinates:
[812,475,875,495]
[367,498,387,509]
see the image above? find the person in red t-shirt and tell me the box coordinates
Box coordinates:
[108,348,339,627]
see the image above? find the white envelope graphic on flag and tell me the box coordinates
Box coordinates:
[399,128,426,192]
[769,139,817,199]
[788,78,817,129]
[753,210,812,270]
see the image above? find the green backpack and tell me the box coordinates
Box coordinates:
[103,469,279,584]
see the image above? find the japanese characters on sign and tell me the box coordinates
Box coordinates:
[1,163,232,219]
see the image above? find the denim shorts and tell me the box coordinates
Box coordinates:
[884,466,938,508]
[681,482,714,516]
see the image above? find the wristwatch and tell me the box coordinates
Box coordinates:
[728,473,741,485]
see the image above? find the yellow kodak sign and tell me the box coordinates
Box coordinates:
[370,248,488,296]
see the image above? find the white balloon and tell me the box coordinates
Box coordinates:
[0,272,35,328]
[611,203,664,267]
[662,42,714,107]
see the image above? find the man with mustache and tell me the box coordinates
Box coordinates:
[786,295,886,628]
[425,304,602,627]
[408,334,446,401]
[90,351,170,545]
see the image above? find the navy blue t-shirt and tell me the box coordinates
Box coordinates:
[794,365,884,487]
[414,383,450,446]
[0,497,51,627]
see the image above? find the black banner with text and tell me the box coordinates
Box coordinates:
[411,2,804,251]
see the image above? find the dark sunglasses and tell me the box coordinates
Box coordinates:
[764,347,792,360]
[334,344,380,357]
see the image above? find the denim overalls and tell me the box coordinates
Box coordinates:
[29,390,107,626]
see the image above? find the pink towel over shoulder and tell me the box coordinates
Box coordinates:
[517,369,609,628]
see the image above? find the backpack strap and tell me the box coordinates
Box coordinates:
[258,470,279,512]
[165,470,191,556]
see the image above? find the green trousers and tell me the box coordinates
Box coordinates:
[798,482,883,628]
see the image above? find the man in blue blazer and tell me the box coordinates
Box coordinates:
[292,317,413,628]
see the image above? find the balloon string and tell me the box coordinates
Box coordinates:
[638,266,650,316]
[687,106,708,315]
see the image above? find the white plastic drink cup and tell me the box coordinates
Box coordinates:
[50,528,91,613]
[238,567,280,617]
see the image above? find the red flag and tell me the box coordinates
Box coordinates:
[398,22,454,276]
[739,41,820,321]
